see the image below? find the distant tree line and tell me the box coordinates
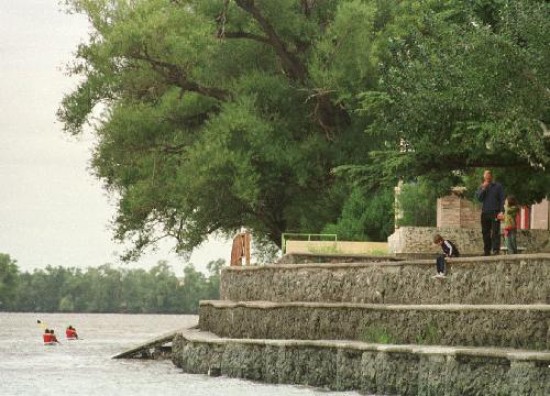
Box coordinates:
[0,253,223,314]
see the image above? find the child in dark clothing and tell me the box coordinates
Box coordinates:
[432,234,460,278]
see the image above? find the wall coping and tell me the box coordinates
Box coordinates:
[224,253,550,272]
[200,300,550,312]
[277,252,402,264]
[175,327,550,362]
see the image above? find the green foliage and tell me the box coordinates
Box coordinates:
[415,321,440,345]
[323,186,394,241]
[0,254,20,310]
[3,255,224,314]
[204,258,224,298]
[250,234,280,265]
[58,0,550,261]
[358,1,550,200]
[361,325,395,344]
[58,0,393,260]
[397,180,441,227]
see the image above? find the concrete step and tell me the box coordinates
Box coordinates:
[172,326,550,396]
[112,328,186,359]
[221,254,550,305]
[199,300,550,351]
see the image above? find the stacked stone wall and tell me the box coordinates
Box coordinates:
[172,249,550,394]
[388,226,550,255]
[221,255,550,305]
[199,302,550,350]
[172,332,550,396]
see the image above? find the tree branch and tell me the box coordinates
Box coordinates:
[301,0,321,18]
[131,51,231,101]
[234,0,308,82]
[404,152,543,172]
[221,31,271,45]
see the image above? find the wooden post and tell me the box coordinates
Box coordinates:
[244,232,251,266]
[230,232,252,266]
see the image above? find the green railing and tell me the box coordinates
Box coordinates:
[281,233,338,254]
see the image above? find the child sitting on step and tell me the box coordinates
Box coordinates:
[432,234,460,278]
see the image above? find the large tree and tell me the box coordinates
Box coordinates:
[59,0,549,260]
[58,0,398,258]
[354,0,550,203]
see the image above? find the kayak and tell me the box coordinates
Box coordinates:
[44,342,58,346]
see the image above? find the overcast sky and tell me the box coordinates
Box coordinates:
[0,0,230,273]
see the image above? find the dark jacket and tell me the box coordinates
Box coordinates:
[475,182,505,213]
[441,240,460,257]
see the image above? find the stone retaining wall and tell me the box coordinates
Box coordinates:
[199,302,550,350]
[172,330,550,396]
[221,255,550,305]
[388,226,550,255]
[172,253,550,394]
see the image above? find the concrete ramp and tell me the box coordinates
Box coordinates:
[112,327,189,359]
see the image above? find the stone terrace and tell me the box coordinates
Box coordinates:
[172,254,550,395]
[221,254,550,305]
[173,328,550,396]
[199,301,550,350]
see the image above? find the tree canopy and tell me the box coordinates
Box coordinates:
[59,0,549,259]
[354,0,550,203]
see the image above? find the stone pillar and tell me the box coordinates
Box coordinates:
[437,189,479,229]
[530,198,549,230]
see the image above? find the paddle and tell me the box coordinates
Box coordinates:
[37,319,62,344]
[36,319,47,329]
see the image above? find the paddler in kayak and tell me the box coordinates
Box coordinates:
[65,325,78,340]
[43,329,60,345]
[43,328,51,344]
[50,329,60,344]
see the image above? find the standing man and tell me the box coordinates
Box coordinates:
[475,170,505,255]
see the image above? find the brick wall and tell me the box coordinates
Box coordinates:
[531,199,550,230]
[436,195,479,229]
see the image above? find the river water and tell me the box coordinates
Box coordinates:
[0,313,363,396]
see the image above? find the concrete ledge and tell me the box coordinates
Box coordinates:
[172,327,550,395]
[276,252,401,265]
[199,301,550,350]
[285,241,389,256]
[221,254,550,305]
